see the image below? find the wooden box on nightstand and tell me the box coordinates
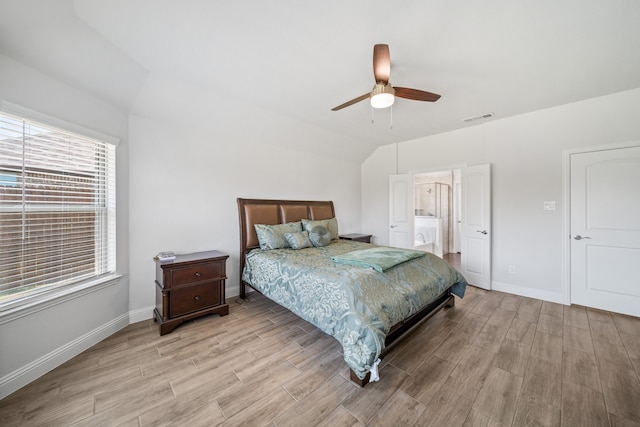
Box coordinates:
[153,250,229,335]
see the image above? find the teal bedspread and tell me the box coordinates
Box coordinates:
[242,240,467,380]
[331,246,427,273]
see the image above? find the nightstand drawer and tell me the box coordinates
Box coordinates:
[169,262,223,287]
[170,281,221,317]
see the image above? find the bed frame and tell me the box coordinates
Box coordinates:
[237,197,455,386]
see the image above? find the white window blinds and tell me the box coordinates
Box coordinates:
[0,111,116,306]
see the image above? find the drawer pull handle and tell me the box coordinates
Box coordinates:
[194,295,201,301]
[194,272,201,277]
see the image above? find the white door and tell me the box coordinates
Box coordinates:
[461,164,492,289]
[570,146,640,317]
[389,174,414,249]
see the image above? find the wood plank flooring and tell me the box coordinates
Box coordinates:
[1,284,640,426]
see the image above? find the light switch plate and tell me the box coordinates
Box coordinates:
[544,201,556,211]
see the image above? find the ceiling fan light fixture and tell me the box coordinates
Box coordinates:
[370,83,395,109]
[331,44,441,112]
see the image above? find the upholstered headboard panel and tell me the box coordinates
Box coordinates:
[236,198,335,298]
[238,198,335,251]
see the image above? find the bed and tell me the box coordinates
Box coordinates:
[237,198,467,386]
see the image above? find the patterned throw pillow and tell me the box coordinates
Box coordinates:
[283,231,313,250]
[301,217,339,240]
[308,225,331,247]
[254,221,302,250]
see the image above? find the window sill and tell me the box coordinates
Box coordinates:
[0,274,123,325]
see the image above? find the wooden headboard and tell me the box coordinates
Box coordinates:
[236,198,335,298]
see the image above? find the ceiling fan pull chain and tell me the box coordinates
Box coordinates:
[371,105,374,124]
[390,105,393,129]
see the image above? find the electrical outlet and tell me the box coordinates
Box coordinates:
[544,201,556,211]
[508,265,516,274]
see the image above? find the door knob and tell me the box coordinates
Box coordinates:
[573,235,591,240]
[477,230,488,235]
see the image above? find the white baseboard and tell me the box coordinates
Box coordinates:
[0,305,157,400]
[491,281,565,305]
[129,305,155,324]
[0,312,129,400]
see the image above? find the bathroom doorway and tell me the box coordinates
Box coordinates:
[413,169,461,258]
[390,165,491,288]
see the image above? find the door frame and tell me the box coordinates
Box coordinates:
[561,141,640,306]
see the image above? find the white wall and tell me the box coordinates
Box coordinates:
[362,88,640,302]
[128,74,363,315]
[0,54,131,398]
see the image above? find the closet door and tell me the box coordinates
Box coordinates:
[570,146,640,316]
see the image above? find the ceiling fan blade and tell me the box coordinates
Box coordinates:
[331,93,370,111]
[394,87,441,102]
[373,44,390,84]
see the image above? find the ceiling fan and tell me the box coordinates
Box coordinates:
[331,44,441,111]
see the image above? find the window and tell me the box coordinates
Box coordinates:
[0,110,116,307]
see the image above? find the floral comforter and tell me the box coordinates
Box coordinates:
[242,239,467,379]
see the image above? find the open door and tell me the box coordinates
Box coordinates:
[461,164,492,289]
[389,174,414,249]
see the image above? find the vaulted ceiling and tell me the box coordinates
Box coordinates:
[2,0,640,161]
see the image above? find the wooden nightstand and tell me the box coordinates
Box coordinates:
[340,233,373,243]
[153,250,229,335]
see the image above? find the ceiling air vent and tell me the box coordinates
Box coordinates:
[463,112,494,123]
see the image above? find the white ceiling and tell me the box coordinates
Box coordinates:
[2,0,640,160]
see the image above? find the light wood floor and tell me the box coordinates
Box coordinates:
[2,285,640,426]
